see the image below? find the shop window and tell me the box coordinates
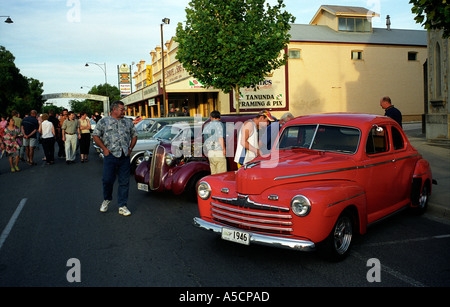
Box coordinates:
[408,52,418,61]
[351,51,363,60]
[289,49,301,59]
[339,17,371,32]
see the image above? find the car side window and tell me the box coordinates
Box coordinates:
[391,126,405,150]
[366,126,389,155]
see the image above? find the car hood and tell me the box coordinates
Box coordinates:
[236,149,357,195]
[134,139,161,152]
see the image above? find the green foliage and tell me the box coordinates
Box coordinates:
[69,83,120,115]
[410,0,450,38]
[0,46,45,117]
[175,0,295,112]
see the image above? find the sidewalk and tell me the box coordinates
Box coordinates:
[403,123,450,220]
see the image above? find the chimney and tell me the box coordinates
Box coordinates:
[386,15,391,31]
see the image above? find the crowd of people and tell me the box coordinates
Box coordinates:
[0,109,103,173]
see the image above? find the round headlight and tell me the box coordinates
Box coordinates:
[165,153,175,166]
[144,150,152,161]
[197,181,211,200]
[291,195,311,217]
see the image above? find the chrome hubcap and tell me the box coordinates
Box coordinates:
[334,216,352,255]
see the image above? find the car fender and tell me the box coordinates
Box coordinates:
[253,180,367,241]
[411,158,433,204]
[413,158,432,182]
[134,160,151,184]
[170,161,211,195]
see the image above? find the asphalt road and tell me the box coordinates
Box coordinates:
[0,144,449,291]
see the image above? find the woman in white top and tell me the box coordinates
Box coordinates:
[234,111,275,168]
[39,113,56,164]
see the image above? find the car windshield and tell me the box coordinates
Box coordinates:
[135,119,155,132]
[278,124,360,154]
[153,125,182,141]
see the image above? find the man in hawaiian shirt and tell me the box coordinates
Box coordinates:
[92,101,137,216]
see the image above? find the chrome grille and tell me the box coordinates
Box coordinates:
[150,145,165,190]
[210,196,293,234]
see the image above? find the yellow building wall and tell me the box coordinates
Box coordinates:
[287,42,427,120]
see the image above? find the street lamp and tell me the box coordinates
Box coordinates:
[1,16,13,23]
[161,18,170,117]
[85,62,109,114]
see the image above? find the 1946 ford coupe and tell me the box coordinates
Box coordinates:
[194,113,434,261]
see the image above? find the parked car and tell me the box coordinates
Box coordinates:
[134,114,258,198]
[193,113,435,261]
[135,116,205,140]
[131,123,201,171]
[94,116,205,158]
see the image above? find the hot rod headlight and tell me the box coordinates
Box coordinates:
[144,150,152,162]
[291,195,311,217]
[197,181,211,200]
[165,153,175,166]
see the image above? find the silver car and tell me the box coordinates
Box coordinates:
[130,123,199,170]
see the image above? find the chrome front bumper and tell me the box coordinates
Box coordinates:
[193,217,316,252]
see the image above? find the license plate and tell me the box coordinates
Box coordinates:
[137,183,149,192]
[221,228,250,245]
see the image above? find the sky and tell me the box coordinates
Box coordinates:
[0,0,424,109]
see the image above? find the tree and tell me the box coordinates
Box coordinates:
[175,0,295,113]
[0,46,45,116]
[410,0,450,38]
[88,83,120,114]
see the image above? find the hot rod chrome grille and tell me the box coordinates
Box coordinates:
[210,196,293,234]
[150,145,165,190]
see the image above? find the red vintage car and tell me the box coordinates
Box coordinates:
[194,113,435,261]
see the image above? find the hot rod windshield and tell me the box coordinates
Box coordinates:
[277,124,361,154]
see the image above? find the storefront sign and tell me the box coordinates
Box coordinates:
[230,53,288,112]
[118,64,132,96]
[165,62,190,85]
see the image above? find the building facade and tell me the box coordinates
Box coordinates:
[426,29,450,140]
[123,5,427,123]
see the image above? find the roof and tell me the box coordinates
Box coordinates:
[311,5,380,24]
[288,113,396,129]
[289,24,427,47]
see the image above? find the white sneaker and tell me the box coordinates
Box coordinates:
[100,200,111,212]
[119,206,131,216]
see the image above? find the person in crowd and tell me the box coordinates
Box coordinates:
[12,110,25,162]
[92,100,137,216]
[1,117,23,172]
[36,113,42,151]
[0,116,7,130]
[57,109,68,158]
[21,110,39,166]
[380,96,402,127]
[39,113,56,165]
[203,110,227,174]
[62,111,80,164]
[94,112,102,123]
[234,110,275,168]
[12,110,21,128]
[259,112,294,155]
[48,109,62,159]
[78,111,91,162]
